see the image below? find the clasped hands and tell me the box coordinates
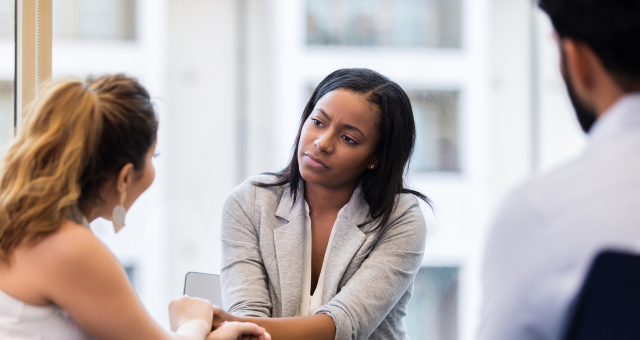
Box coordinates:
[210,307,268,340]
[169,296,271,340]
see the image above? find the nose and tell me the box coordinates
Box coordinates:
[314,131,334,154]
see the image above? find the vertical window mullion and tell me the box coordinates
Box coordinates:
[16,0,52,130]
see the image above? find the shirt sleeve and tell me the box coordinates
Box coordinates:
[479,190,553,340]
[314,197,427,340]
[220,182,272,318]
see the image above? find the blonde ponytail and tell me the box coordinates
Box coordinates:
[0,75,157,262]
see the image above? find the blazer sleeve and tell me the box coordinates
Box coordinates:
[314,196,427,340]
[220,182,272,317]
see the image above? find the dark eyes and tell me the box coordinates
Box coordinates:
[311,117,324,127]
[342,136,356,144]
[311,116,358,145]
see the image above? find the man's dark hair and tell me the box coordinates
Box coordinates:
[539,0,640,91]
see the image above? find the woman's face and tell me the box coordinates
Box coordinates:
[298,89,381,189]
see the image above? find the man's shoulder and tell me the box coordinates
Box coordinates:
[516,135,640,214]
[509,152,599,216]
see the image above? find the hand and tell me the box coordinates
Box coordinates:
[168,295,214,334]
[211,306,236,329]
[206,321,271,340]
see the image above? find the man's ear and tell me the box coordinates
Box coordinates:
[116,163,135,194]
[563,39,595,100]
[563,38,627,114]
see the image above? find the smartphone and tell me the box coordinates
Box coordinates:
[183,272,223,307]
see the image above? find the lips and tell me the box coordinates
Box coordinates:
[304,153,329,169]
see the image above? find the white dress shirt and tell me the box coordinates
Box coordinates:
[480,94,640,340]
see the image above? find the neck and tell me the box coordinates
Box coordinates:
[595,92,625,118]
[78,201,101,222]
[304,180,358,216]
[592,72,628,117]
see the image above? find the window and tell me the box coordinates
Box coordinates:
[306,0,462,48]
[0,0,13,37]
[0,81,13,152]
[0,0,14,155]
[52,0,136,40]
[405,267,459,340]
[410,90,459,172]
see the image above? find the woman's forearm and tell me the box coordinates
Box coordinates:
[233,314,335,340]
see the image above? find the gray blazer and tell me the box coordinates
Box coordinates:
[221,175,427,340]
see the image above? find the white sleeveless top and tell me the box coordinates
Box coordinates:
[0,290,93,340]
[0,206,93,340]
[296,201,342,316]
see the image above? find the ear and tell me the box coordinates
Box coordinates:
[563,38,626,114]
[368,156,379,170]
[116,163,135,195]
[562,39,596,100]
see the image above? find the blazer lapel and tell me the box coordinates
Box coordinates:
[320,185,370,303]
[320,217,366,303]
[273,184,306,316]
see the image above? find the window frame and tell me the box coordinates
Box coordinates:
[15,0,52,130]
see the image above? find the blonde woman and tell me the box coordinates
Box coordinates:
[0,75,269,340]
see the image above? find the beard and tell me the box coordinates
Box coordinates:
[560,51,598,133]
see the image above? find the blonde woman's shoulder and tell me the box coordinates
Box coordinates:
[0,219,112,306]
[36,219,101,257]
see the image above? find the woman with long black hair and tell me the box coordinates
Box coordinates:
[217,68,430,339]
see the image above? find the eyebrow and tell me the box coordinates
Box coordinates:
[318,108,332,121]
[344,124,366,138]
[317,108,366,138]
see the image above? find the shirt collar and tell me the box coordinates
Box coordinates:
[588,93,640,145]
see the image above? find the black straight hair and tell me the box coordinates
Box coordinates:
[538,0,640,91]
[255,68,431,229]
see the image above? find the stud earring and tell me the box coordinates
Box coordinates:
[370,164,375,169]
[112,192,127,233]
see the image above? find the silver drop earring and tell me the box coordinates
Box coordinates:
[111,192,127,233]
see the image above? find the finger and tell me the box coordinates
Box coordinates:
[211,314,227,329]
[259,332,272,340]
[242,334,258,340]
[213,320,228,330]
[227,322,265,336]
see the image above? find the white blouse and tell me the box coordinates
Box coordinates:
[296,201,343,316]
[0,206,93,339]
[0,289,93,340]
